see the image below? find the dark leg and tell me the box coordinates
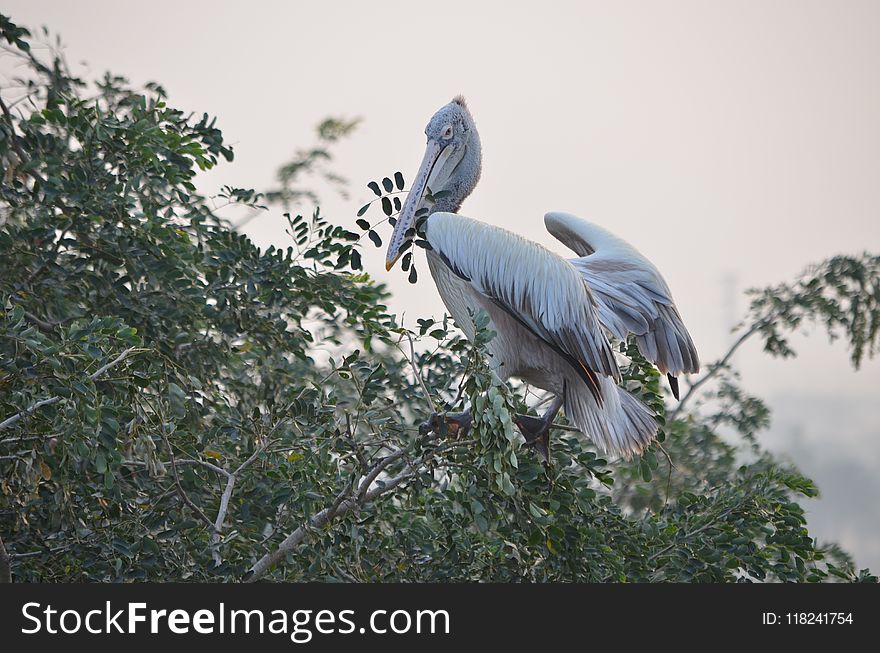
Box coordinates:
[514,396,564,462]
[419,408,473,439]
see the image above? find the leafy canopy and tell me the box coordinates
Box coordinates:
[0,16,877,583]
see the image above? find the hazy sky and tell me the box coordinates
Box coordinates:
[4,0,879,567]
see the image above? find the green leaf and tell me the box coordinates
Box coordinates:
[96,451,107,474]
[639,458,652,482]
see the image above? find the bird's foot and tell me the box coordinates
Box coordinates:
[419,410,472,439]
[514,413,553,463]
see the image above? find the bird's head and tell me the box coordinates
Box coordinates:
[385,96,482,270]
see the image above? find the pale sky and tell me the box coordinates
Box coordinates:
[4,0,879,568]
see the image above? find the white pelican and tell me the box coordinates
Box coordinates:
[385,97,699,459]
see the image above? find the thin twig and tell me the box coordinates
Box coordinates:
[398,330,437,412]
[245,443,439,582]
[357,449,406,500]
[648,506,736,563]
[157,424,215,532]
[657,442,676,510]
[233,440,273,476]
[0,453,32,461]
[344,413,368,472]
[122,458,229,477]
[23,310,59,333]
[0,397,62,431]
[210,440,274,565]
[0,433,58,446]
[669,318,770,421]
[0,346,142,431]
[211,473,237,565]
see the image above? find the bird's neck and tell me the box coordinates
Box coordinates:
[431,128,482,215]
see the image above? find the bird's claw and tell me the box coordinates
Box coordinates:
[514,414,552,463]
[419,411,472,439]
[419,412,441,436]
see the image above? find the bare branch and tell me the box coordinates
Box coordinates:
[245,444,441,582]
[23,310,59,333]
[0,453,32,462]
[0,347,142,431]
[0,433,58,446]
[210,440,274,565]
[125,445,269,566]
[0,397,63,431]
[123,458,230,478]
[357,449,406,499]
[398,331,437,413]
[157,424,215,532]
[233,440,272,476]
[669,319,770,422]
[181,458,230,478]
[211,473,236,566]
[8,550,44,560]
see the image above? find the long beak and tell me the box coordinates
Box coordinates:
[385,139,445,271]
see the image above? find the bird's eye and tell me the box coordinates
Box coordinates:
[442,125,454,139]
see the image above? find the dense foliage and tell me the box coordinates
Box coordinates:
[1,16,877,583]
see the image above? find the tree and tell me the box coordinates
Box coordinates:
[0,15,876,583]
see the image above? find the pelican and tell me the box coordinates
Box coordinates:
[385,97,699,459]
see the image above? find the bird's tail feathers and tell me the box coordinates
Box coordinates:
[563,376,658,458]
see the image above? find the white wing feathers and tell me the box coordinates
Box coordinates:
[544,212,700,378]
[425,213,620,389]
[425,212,659,457]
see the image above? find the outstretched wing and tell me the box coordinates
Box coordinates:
[544,212,700,396]
[425,212,621,400]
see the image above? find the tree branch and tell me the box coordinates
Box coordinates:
[123,458,229,477]
[124,441,272,566]
[210,441,273,565]
[211,473,237,566]
[244,445,430,582]
[158,424,216,532]
[399,330,437,413]
[23,310,59,333]
[669,318,771,422]
[0,433,58,447]
[647,506,735,564]
[357,449,406,500]
[0,347,141,431]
